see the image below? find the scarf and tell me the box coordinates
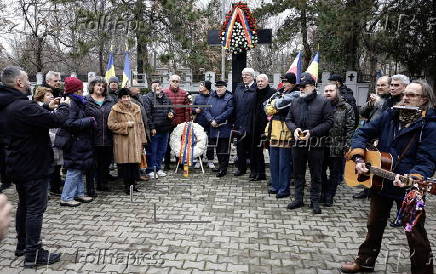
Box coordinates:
[398,108,422,128]
[70,94,86,105]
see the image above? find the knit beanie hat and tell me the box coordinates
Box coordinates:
[64,77,83,94]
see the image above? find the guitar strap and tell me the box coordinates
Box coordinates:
[393,132,418,170]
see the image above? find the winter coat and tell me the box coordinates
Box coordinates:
[360,96,388,123]
[253,85,276,141]
[143,92,174,133]
[285,91,334,148]
[85,95,116,147]
[131,94,151,141]
[0,85,69,181]
[232,82,257,135]
[163,87,191,126]
[349,108,436,200]
[60,94,95,170]
[192,93,211,129]
[326,97,355,157]
[108,102,146,164]
[264,87,300,148]
[339,85,359,128]
[204,92,233,138]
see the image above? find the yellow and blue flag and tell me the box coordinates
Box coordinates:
[105,52,115,81]
[306,52,319,82]
[121,51,131,88]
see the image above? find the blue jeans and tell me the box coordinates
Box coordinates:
[61,169,85,201]
[146,132,169,173]
[269,147,292,195]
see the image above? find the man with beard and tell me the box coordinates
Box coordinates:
[0,66,70,267]
[285,73,334,214]
[353,76,391,199]
[322,84,355,206]
[328,74,359,128]
[340,80,435,274]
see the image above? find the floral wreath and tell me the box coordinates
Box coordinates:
[169,122,208,161]
[221,1,258,55]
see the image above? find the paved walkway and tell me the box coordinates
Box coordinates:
[0,166,435,273]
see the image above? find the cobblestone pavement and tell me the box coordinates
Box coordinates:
[0,165,435,274]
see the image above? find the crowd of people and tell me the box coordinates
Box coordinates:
[0,65,434,273]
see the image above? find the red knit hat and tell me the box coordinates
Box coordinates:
[64,77,83,94]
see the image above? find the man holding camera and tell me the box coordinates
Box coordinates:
[0,66,70,268]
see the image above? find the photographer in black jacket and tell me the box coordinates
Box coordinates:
[0,66,70,267]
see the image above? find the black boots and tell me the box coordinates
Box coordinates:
[24,249,61,268]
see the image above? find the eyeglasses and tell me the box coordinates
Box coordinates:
[403,92,425,99]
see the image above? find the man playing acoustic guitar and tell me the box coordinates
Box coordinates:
[341,80,436,273]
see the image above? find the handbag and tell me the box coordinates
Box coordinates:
[140,149,147,169]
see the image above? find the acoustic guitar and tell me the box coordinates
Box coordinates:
[344,149,436,195]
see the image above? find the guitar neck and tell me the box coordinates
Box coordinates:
[369,166,413,186]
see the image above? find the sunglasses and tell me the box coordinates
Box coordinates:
[390,83,401,87]
[281,79,289,83]
[171,80,180,83]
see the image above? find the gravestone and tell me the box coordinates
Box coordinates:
[204,71,216,86]
[88,72,96,83]
[36,72,44,85]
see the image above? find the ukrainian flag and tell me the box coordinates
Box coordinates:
[105,52,116,81]
[306,52,319,82]
[121,51,131,88]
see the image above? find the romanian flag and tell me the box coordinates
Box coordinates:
[121,50,131,88]
[306,52,319,82]
[287,52,303,84]
[105,52,115,81]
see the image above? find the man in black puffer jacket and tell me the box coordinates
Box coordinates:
[285,73,334,214]
[143,80,174,177]
[0,66,69,267]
